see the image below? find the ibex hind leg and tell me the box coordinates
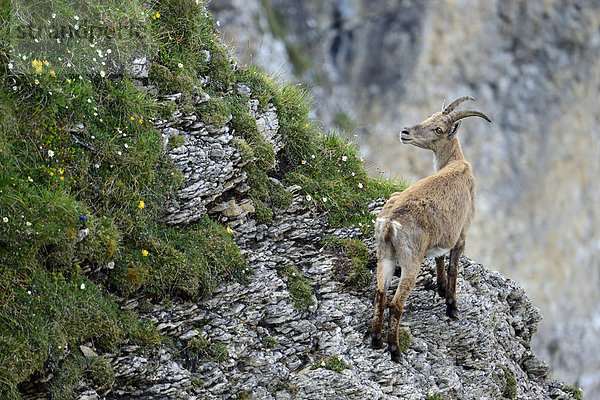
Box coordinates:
[372,256,395,349]
[387,260,420,362]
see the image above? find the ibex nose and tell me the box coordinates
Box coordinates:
[401,129,409,135]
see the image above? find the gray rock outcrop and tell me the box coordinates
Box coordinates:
[75,192,579,400]
[208,0,600,394]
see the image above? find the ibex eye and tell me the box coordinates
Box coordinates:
[435,127,443,135]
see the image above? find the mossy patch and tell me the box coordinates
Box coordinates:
[503,368,517,399]
[283,265,315,312]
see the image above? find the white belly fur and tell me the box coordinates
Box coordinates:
[425,247,450,258]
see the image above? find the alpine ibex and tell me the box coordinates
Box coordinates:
[371,96,490,361]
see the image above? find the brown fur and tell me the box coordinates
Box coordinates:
[371,97,490,361]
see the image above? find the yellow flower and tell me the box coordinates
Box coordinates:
[141,249,149,257]
[50,70,56,77]
[130,116,135,120]
[32,59,43,74]
[138,200,145,209]
[60,176,64,180]
[226,226,232,234]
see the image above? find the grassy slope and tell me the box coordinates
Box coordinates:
[0,0,404,397]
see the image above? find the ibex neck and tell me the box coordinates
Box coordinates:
[433,138,465,171]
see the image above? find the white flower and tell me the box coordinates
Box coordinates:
[27,290,32,295]
[2,217,8,223]
[306,194,312,201]
[80,283,85,290]
[106,49,112,54]
[22,54,27,60]
[94,164,100,168]
[311,154,316,159]
[91,135,95,139]
[117,151,122,156]
[74,15,79,20]
[358,182,363,188]
[12,86,17,91]
[124,143,128,149]
[48,149,54,157]
[216,20,221,26]
[74,24,79,30]
[66,62,71,67]
[100,70,105,77]
[27,176,33,182]
[341,156,347,162]
[323,197,328,202]
[87,98,92,103]
[8,63,13,69]
[26,221,32,227]
[52,13,56,18]
[351,172,355,176]
[178,63,183,68]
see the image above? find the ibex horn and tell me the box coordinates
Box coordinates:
[442,96,474,115]
[448,110,491,123]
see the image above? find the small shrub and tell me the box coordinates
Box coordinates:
[263,337,278,348]
[564,384,583,400]
[311,355,352,372]
[398,328,411,354]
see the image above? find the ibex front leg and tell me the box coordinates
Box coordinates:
[435,255,446,298]
[446,236,465,319]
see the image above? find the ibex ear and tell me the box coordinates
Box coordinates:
[447,122,461,140]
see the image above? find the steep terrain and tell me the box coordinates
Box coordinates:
[208,0,600,394]
[0,1,587,399]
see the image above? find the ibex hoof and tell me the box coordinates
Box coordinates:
[446,306,460,320]
[372,334,384,349]
[389,345,401,362]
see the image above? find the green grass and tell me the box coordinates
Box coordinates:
[283,265,315,312]
[187,335,229,362]
[503,368,517,399]
[311,355,352,372]
[323,236,370,287]
[0,0,404,397]
[563,384,583,400]
[284,132,405,234]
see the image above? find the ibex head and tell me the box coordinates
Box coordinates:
[399,96,491,150]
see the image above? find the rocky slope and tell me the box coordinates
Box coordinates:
[71,192,578,400]
[208,0,600,394]
[39,80,579,400]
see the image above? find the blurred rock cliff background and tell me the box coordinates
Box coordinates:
[207,0,600,395]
